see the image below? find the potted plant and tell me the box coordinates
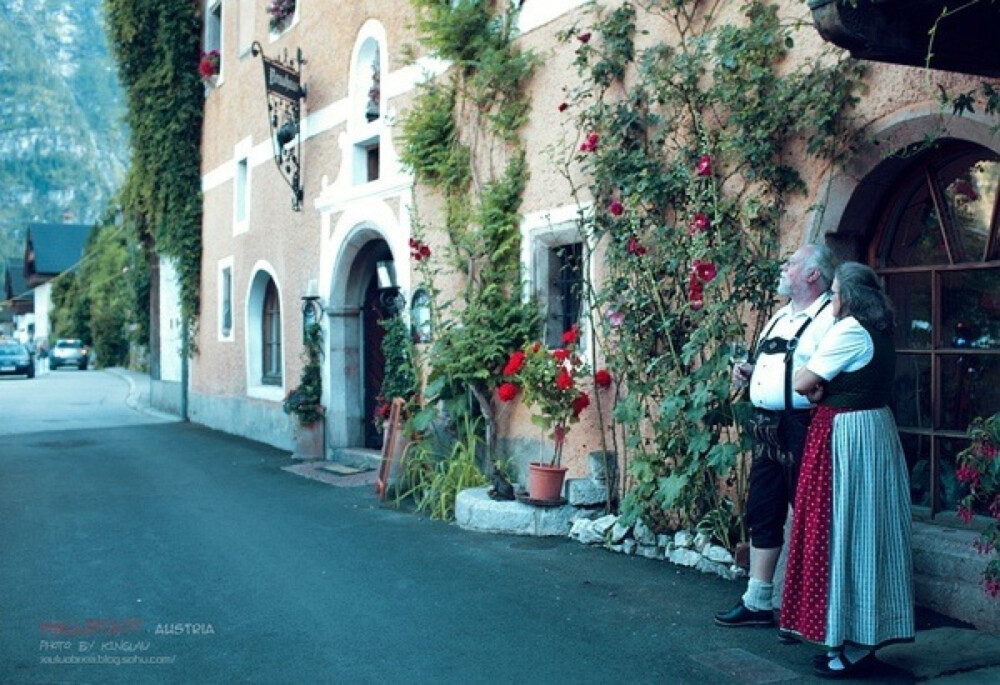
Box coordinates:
[267,0,296,32]
[498,325,592,501]
[283,322,325,459]
[956,411,1000,598]
[198,50,220,81]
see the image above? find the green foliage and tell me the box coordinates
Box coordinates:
[401,0,539,464]
[558,0,863,540]
[395,414,489,521]
[104,0,204,339]
[956,412,1000,598]
[49,214,146,368]
[379,314,418,406]
[283,322,324,425]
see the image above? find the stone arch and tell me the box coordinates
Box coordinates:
[808,106,1000,257]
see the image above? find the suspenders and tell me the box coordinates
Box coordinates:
[753,298,831,410]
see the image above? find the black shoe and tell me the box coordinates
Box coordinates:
[813,651,877,679]
[714,601,775,627]
[777,629,801,645]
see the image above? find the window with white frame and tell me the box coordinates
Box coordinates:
[530,222,588,351]
[261,277,282,385]
[205,1,222,59]
[219,260,233,340]
[235,157,249,224]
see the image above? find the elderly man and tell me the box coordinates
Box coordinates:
[714,243,837,634]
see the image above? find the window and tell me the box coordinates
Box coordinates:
[410,288,432,343]
[544,242,584,349]
[205,1,222,62]
[262,278,282,385]
[875,140,1000,519]
[220,264,233,339]
[235,157,248,224]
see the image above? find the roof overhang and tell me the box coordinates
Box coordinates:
[809,0,1000,78]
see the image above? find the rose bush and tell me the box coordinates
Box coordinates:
[497,325,596,467]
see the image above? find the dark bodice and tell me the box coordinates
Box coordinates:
[823,324,895,410]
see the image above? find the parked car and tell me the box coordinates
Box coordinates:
[0,341,35,378]
[50,339,90,370]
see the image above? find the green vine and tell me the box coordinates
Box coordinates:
[283,322,324,425]
[103,0,204,344]
[556,0,863,542]
[401,0,539,480]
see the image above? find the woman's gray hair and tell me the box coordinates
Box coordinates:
[801,243,837,290]
[835,262,895,333]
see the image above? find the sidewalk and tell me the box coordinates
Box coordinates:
[106,366,1000,682]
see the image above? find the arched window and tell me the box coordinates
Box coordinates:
[874,139,1000,519]
[262,278,282,385]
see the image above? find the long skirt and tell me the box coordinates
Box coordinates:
[781,405,915,649]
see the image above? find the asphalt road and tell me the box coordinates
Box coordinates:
[0,370,921,684]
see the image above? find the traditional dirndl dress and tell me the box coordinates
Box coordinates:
[780,319,915,649]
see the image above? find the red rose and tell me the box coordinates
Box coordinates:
[594,369,612,388]
[503,350,526,376]
[572,392,590,416]
[556,370,573,390]
[497,382,519,402]
[609,200,624,217]
[558,102,569,112]
[695,154,712,177]
[580,132,599,152]
[627,236,647,256]
[562,325,579,345]
[552,348,569,362]
[688,212,711,236]
[577,32,592,43]
[692,259,717,283]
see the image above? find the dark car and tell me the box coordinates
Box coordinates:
[0,341,35,378]
[50,339,90,370]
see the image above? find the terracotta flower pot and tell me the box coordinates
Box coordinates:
[292,421,324,460]
[528,462,568,502]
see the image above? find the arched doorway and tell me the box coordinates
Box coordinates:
[832,138,1000,522]
[325,230,395,452]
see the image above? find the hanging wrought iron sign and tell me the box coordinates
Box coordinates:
[251,41,306,211]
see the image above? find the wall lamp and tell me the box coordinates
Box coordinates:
[375,259,404,315]
[301,279,322,341]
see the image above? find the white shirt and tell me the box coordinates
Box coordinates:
[749,294,835,411]
[806,316,874,381]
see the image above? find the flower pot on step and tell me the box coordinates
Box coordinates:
[528,462,568,502]
[292,421,324,460]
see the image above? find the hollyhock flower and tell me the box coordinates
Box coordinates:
[503,350,526,376]
[594,369,612,388]
[562,325,579,345]
[497,382,519,402]
[580,132,599,153]
[695,154,713,177]
[688,212,711,236]
[606,307,624,328]
[572,392,590,417]
[552,348,570,362]
[558,102,569,112]
[627,236,647,256]
[957,464,982,486]
[577,32,592,43]
[986,578,1000,599]
[692,259,718,283]
[609,200,624,217]
[556,369,573,390]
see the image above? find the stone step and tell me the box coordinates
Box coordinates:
[330,447,382,471]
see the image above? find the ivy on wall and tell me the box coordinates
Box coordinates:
[103,0,204,342]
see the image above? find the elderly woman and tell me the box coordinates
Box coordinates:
[779,262,914,678]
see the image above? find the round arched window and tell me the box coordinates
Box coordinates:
[873,139,1000,520]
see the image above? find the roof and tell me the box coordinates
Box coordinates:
[3,263,33,315]
[24,222,93,285]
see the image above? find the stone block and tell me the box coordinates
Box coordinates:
[454,487,578,537]
[566,478,607,506]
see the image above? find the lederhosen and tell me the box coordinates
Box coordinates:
[744,299,830,549]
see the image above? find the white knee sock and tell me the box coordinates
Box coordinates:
[741,577,773,612]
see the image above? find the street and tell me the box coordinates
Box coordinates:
[0,370,940,683]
